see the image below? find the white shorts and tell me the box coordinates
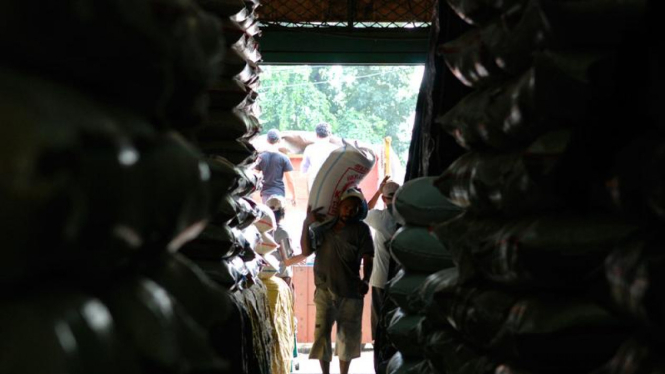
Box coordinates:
[308,288,364,362]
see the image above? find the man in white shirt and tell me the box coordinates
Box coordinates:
[301,122,339,192]
[364,177,400,339]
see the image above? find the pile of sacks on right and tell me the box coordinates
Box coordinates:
[384,0,662,373]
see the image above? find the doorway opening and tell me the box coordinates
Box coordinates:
[252,64,424,374]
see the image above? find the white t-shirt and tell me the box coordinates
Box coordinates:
[301,140,339,191]
[365,209,398,289]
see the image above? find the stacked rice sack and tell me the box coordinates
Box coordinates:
[382,177,462,374]
[418,1,652,373]
[308,140,376,220]
[173,4,285,372]
[0,0,236,372]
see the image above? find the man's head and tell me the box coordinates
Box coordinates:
[267,129,280,144]
[338,187,365,223]
[381,181,400,205]
[315,122,331,139]
[266,195,285,222]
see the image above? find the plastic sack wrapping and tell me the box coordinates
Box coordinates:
[258,251,281,279]
[195,256,247,290]
[0,0,223,126]
[0,290,140,374]
[604,135,665,224]
[435,129,572,216]
[0,67,209,286]
[386,270,430,315]
[439,1,549,87]
[263,276,296,374]
[198,109,257,145]
[179,224,239,260]
[605,238,665,329]
[253,203,277,233]
[219,48,248,82]
[255,231,279,256]
[101,278,226,373]
[230,284,274,374]
[387,309,425,359]
[437,285,628,371]
[208,77,249,109]
[308,140,376,220]
[240,224,261,252]
[435,213,639,289]
[387,352,428,374]
[206,155,241,210]
[390,226,455,274]
[200,139,258,167]
[234,166,260,196]
[437,51,600,151]
[212,195,238,225]
[414,267,460,326]
[230,197,258,229]
[392,176,464,227]
[591,336,665,374]
[147,253,230,330]
[243,257,263,287]
[442,0,646,88]
[197,0,248,19]
[446,0,527,26]
[422,327,532,374]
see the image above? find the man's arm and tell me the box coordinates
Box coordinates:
[359,223,375,295]
[284,253,308,266]
[360,254,373,295]
[301,148,311,173]
[284,171,296,206]
[368,175,390,209]
[301,206,324,256]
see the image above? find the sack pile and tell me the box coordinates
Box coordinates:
[381,177,460,374]
[408,0,655,373]
[177,1,285,373]
[0,0,275,373]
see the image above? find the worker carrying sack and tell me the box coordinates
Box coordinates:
[307,140,376,220]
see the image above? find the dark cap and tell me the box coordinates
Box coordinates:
[267,129,280,143]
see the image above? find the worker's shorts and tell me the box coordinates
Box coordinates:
[308,288,364,362]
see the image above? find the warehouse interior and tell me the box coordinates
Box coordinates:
[1,1,661,374]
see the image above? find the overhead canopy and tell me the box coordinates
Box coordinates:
[257,0,434,64]
[258,0,434,25]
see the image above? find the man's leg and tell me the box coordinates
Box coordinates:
[340,359,352,374]
[335,297,364,374]
[309,289,336,373]
[371,286,383,340]
[320,360,331,374]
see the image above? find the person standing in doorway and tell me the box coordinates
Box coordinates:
[301,187,374,374]
[301,122,339,192]
[255,129,297,205]
[365,176,401,373]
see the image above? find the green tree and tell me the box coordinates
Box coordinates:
[258,65,422,162]
[258,66,336,132]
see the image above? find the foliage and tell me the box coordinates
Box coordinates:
[258,65,423,163]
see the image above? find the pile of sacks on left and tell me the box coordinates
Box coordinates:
[0,0,236,372]
[0,0,224,130]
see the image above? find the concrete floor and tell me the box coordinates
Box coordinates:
[293,350,375,374]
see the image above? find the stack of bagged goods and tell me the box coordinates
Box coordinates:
[415,0,652,373]
[380,177,462,374]
[0,0,241,373]
[251,202,296,374]
[174,1,280,373]
[195,0,262,164]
